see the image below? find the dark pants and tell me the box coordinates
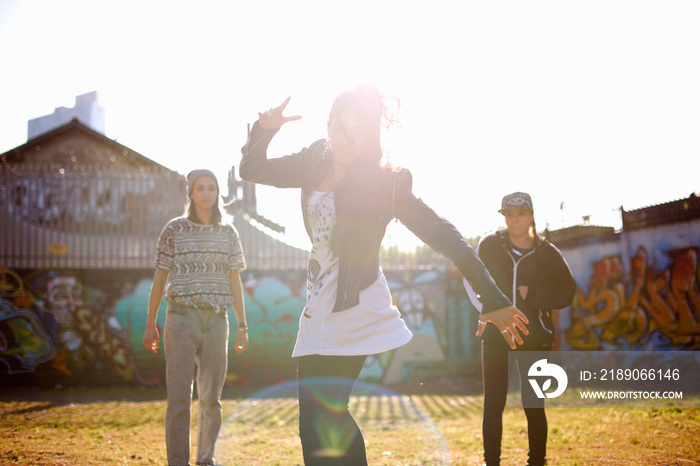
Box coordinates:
[482,338,552,466]
[297,355,368,466]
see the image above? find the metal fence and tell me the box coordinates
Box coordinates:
[1,163,457,272]
[1,164,186,269]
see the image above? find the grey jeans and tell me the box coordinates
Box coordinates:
[164,303,229,466]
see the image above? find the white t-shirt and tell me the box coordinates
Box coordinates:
[292,190,412,357]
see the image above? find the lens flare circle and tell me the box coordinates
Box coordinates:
[221,380,451,464]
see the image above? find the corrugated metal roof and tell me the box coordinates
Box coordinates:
[545,193,700,248]
[545,224,617,247]
[232,211,309,271]
[0,119,174,173]
[622,193,700,229]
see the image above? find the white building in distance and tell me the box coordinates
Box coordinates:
[27,91,105,140]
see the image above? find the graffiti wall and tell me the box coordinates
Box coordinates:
[4,219,697,388]
[1,266,474,388]
[560,221,700,351]
[0,268,149,387]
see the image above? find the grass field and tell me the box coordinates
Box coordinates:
[1,383,699,465]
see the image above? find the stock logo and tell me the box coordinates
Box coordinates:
[528,359,568,399]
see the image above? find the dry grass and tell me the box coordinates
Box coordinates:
[1,384,699,465]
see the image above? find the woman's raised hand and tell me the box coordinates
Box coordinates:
[258,96,302,130]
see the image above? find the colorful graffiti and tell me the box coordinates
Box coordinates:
[0,297,55,374]
[111,271,309,387]
[0,268,138,385]
[365,269,452,384]
[12,241,697,389]
[1,267,463,387]
[565,246,700,350]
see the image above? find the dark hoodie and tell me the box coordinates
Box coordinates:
[474,230,576,345]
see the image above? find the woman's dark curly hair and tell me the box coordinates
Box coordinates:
[327,84,400,169]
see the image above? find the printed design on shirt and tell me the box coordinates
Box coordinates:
[309,192,335,252]
[308,259,321,284]
[304,259,320,318]
[303,191,338,319]
[154,218,246,311]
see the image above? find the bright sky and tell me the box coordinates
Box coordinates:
[1,0,698,250]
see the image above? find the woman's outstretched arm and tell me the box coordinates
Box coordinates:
[392,169,529,348]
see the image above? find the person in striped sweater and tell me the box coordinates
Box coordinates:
[143,169,248,466]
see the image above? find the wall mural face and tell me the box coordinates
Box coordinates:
[565,245,700,350]
[0,267,459,387]
[364,269,450,384]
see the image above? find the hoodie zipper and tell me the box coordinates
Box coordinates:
[508,246,552,335]
[507,248,536,304]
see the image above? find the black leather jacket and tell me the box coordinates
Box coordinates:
[240,122,511,313]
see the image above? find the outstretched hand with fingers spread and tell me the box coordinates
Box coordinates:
[258,96,302,130]
[476,306,529,349]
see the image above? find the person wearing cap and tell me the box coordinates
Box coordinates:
[143,169,248,466]
[240,86,529,465]
[464,192,576,466]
